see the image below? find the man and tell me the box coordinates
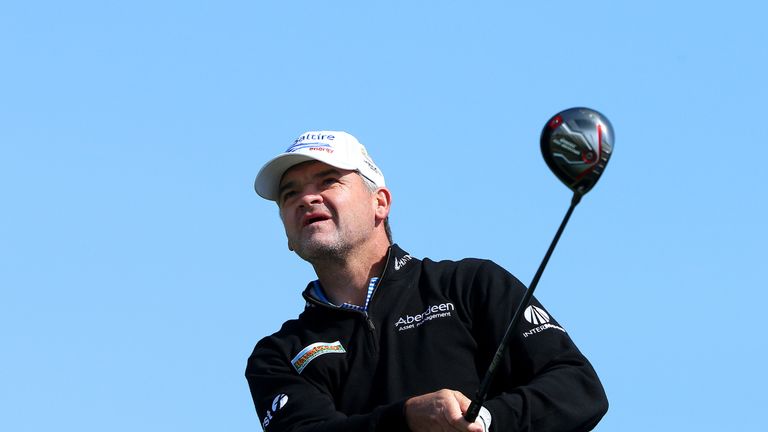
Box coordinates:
[246,130,608,431]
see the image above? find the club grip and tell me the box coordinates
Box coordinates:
[464,400,481,422]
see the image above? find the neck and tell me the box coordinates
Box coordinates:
[311,240,390,307]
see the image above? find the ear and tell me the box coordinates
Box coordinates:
[373,187,392,222]
[287,239,295,251]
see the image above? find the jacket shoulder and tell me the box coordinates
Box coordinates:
[420,255,507,276]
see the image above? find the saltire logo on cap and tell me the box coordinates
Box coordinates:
[524,305,550,325]
[286,132,337,153]
[291,341,346,374]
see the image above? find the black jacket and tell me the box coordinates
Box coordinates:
[246,245,608,431]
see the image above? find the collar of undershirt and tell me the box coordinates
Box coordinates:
[310,277,379,312]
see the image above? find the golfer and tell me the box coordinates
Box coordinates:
[246,131,608,431]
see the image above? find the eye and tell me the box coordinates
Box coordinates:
[321,177,339,187]
[280,190,297,203]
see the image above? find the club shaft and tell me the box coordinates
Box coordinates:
[465,192,582,422]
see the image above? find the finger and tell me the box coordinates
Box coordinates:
[453,390,472,412]
[447,392,488,432]
[440,396,467,431]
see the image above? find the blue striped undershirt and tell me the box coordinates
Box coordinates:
[311,277,379,312]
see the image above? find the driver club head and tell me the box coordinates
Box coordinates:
[540,107,614,196]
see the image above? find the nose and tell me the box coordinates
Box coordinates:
[297,187,323,208]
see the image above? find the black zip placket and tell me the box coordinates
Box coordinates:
[302,249,393,355]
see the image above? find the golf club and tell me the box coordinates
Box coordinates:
[465,107,614,423]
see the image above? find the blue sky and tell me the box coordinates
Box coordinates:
[2,1,766,430]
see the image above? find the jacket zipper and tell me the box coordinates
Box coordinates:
[364,314,376,331]
[302,247,395,353]
[360,249,392,354]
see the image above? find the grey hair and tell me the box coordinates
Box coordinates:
[358,173,393,244]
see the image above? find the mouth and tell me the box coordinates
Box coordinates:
[302,213,332,227]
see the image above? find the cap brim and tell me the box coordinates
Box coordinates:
[254,152,358,201]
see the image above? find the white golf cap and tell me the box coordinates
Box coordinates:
[254,130,386,201]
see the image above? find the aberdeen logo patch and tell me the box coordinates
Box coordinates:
[394,302,455,332]
[291,341,346,374]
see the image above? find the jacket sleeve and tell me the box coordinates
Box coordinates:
[245,339,410,432]
[468,260,608,431]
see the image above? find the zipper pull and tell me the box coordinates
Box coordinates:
[366,317,376,331]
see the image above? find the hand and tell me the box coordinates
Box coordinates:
[404,389,485,432]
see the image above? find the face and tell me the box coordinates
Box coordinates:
[277,161,384,263]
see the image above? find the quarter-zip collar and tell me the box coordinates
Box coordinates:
[301,244,417,311]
